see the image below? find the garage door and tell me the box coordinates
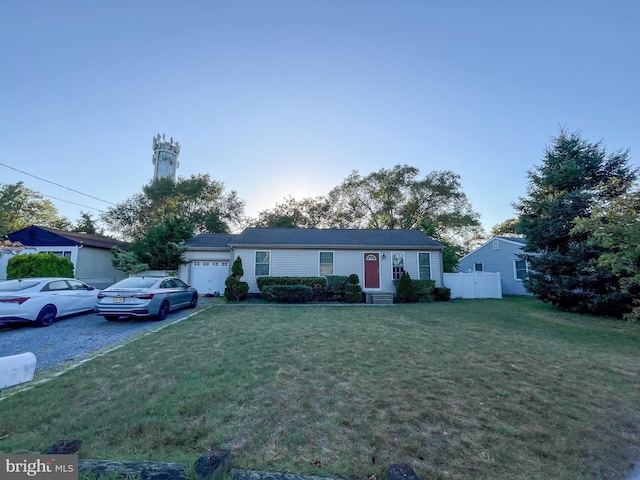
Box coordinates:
[190,261,229,295]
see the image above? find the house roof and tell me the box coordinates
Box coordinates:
[495,236,526,245]
[457,236,526,263]
[7,225,126,250]
[186,233,239,249]
[186,228,443,250]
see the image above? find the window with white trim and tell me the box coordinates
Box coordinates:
[514,259,528,280]
[474,262,484,272]
[45,250,72,259]
[255,251,270,276]
[418,252,431,280]
[319,251,334,276]
[392,252,405,280]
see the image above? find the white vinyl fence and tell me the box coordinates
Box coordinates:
[443,272,503,299]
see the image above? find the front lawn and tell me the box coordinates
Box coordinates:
[1,298,639,480]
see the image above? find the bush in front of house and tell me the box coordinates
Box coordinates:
[257,276,326,300]
[345,274,362,303]
[231,256,244,277]
[393,274,437,303]
[395,271,417,303]
[262,285,314,303]
[7,252,74,279]
[224,257,249,301]
[434,287,452,302]
[415,279,436,302]
[325,275,349,301]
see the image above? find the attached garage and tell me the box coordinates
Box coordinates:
[178,233,236,295]
[189,260,229,295]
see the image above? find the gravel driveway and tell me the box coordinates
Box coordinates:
[0,300,210,373]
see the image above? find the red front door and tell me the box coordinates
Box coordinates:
[364,252,380,289]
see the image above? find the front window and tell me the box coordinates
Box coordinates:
[319,251,334,276]
[418,252,431,279]
[392,252,405,280]
[256,251,270,276]
[514,259,528,280]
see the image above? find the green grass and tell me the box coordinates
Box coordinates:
[1,298,640,480]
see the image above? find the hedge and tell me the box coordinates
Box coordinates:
[325,275,349,301]
[262,285,314,303]
[257,276,326,300]
[434,287,452,302]
[393,276,436,303]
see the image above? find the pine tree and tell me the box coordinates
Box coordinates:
[515,129,637,316]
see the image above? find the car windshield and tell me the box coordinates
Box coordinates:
[110,278,159,289]
[0,280,40,292]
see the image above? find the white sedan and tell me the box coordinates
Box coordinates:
[0,278,98,327]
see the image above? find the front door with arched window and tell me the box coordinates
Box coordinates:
[364,252,380,289]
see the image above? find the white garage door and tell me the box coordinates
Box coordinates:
[190,261,229,295]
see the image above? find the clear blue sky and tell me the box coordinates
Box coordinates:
[2,1,639,234]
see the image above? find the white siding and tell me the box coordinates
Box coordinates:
[233,247,443,294]
[179,250,232,286]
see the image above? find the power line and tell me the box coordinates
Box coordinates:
[0,181,105,213]
[0,162,117,206]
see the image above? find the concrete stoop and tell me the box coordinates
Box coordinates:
[367,293,394,305]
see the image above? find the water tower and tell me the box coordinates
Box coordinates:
[152,133,180,181]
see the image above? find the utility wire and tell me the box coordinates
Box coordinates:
[0,162,117,206]
[0,181,105,213]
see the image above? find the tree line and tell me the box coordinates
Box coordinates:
[2,128,639,320]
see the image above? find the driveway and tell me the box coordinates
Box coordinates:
[0,300,209,373]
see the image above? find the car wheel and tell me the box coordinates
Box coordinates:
[35,305,57,327]
[188,293,198,309]
[105,315,120,321]
[156,301,170,321]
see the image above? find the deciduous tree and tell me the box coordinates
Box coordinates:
[0,182,71,236]
[101,175,245,241]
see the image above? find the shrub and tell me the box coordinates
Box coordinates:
[7,252,74,279]
[395,271,417,303]
[257,276,326,300]
[345,283,362,303]
[224,275,249,301]
[224,257,249,301]
[262,285,313,303]
[434,287,452,302]
[347,273,360,285]
[414,279,436,303]
[231,256,244,277]
[325,275,348,301]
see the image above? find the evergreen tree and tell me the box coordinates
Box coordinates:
[515,129,637,316]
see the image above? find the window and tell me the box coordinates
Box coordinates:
[474,262,484,272]
[492,240,500,250]
[43,280,69,291]
[514,260,528,280]
[418,252,431,279]
[319,251,334,276]
[68,280,89,290]
[255,251,270,276]
[45,250,72,259]
[392,252,405,280]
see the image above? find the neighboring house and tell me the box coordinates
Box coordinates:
[457,236,531,295]
[3,225,128,288]
[179,227,444,299]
